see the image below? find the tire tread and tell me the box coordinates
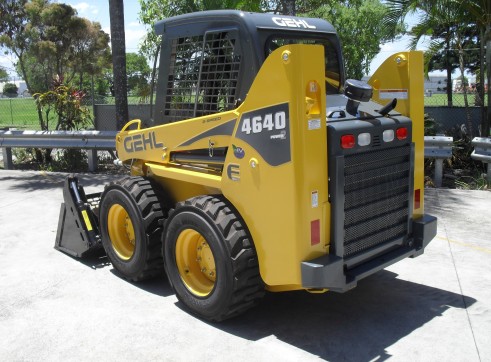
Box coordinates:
[165,195,264,321]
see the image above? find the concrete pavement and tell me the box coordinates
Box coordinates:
[0,170,490,361]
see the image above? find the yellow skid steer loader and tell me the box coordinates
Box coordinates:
[55,10,437,321]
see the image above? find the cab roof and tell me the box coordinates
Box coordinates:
[154,10,337,37]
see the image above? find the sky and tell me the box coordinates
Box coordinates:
[0,0,429,79]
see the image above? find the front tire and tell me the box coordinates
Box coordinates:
[164,195,264,321]
[99,176,167,281]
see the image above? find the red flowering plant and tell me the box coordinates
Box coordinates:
[34,75,93,131]
[29,76,94,166]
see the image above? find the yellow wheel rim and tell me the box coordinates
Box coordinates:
[175,229,216,297]
[107,204,136,260]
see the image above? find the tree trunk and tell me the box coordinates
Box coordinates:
[109,0,129,130]
[479,28,485,135]
[149,45,160,124]
[486,25,491,137]
[457,39,472,137]
[445,37,453,107]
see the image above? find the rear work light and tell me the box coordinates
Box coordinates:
[396,127,408,140]
[341,134,355,149]
[358,132,371,146]
[383,129,394,142]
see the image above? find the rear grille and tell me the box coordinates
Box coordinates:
[343,145,411,258]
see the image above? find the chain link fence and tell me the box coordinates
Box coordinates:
[0,95,148,130]
[0,90,488,135]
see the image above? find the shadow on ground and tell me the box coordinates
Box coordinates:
[208,271,474,361]
[58,240,475,361]
[0,172,121,192]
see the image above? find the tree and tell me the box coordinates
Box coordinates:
[0,67,8,82]
[3,83,18,98]
[138,0,262,58]
[126,52,151,95]
[70,19,112,89]
[0,0,37,94]
[309,0,403,79]
[384,0,491,136]
[23,1,112,91]
[404,1,477,117]
[109,0,129,130]
[0,0,112,129]
[457,0,491,136]
[138,0,401,80]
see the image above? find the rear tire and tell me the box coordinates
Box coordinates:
[99,176,167,281]
[164,195,264,321]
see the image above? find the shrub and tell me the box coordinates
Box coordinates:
[3,83,18,98]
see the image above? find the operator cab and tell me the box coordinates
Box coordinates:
[152,10,345,125]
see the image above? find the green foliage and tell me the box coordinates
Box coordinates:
[383,0,488,136]
[454,176,488,190]
[308,0,403,79]
[126,52,151,95]
[0,0,111,95]
[50,149,88,172]
[424,113,436,136]
[137,0,402,80]
[9,147,89,172]
[0,67,8,82]
[138,0,263,57]
[3,82,18,97]
[34,81,93,131]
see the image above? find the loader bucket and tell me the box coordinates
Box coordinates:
[54,176,103,258]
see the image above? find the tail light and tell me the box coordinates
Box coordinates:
[341,134,355,149]
[396,127,408,140]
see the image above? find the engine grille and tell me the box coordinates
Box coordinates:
[343,145,411,258]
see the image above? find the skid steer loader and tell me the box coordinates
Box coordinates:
[55,10,437,321]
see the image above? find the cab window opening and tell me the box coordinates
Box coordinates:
[265,35,342,95]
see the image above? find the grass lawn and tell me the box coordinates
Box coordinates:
[424,93,487,107]
[0,98,40,129]
[0,94,486,131]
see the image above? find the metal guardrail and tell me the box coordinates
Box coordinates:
[0,130,117,172]
[424,135,453,187]
[471,137,491,184]
[1,130,456,186]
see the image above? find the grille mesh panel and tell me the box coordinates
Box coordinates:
[343,145,411,258]
[164,32,241,122]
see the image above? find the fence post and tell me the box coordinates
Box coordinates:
[424,135,453,188]
[87,149,98,172]
[434,159,444,188]
[471,137,491,185]
[2,147,13,169]
[9,98,14,125]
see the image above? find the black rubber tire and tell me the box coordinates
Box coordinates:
[163,195,264,322]
[99,176,168,282]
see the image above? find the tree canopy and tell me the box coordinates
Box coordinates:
[308,0,402,79]
[138,0,401,79]
[0,67,8,82]
[126,52,151,95]
[3,82,18,98]
[0,0,111,94]
[383,0,490,135]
